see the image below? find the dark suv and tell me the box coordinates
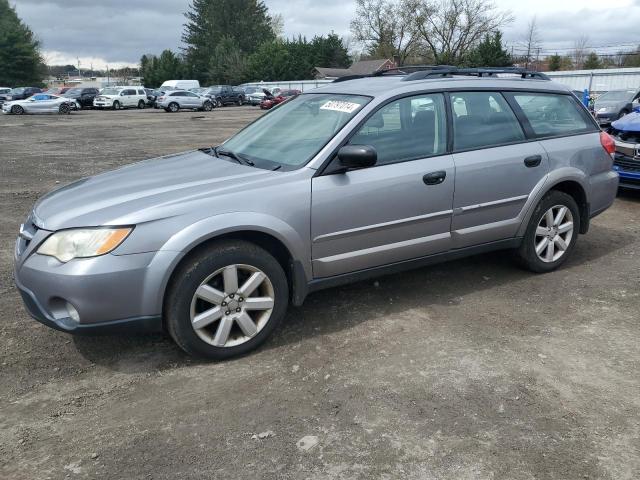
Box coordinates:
[63,87,99,108]
[205,85,245,107]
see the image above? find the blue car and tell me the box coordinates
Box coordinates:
[609,108,640,189]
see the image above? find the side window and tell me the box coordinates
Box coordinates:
[349,93,447,166]
[186,92,198,97]
[511,93,594,138]
[451,91,525,151]
[137,89,145,95]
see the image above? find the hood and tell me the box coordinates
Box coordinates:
[594,100,626,110]
[34,150,277,230]
[611,111,640,132]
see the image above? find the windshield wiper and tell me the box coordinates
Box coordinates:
[213,146,255,166]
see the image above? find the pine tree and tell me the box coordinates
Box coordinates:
[182,0,274,82]
[0,0,45,85]
[583,52,602,70]
[465,32,512,68]
[548,54,562,71]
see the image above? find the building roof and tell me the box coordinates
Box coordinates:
[314,59,395,79]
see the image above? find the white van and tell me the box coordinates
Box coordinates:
[160,80,200,90]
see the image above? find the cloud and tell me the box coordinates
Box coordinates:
[12,0,640,66]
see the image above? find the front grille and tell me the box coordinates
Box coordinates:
[614,154,640,172]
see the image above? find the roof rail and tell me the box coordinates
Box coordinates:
[401,66,550,81]
[332,65,550,83]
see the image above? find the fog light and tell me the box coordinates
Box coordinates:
[66,302,80,323]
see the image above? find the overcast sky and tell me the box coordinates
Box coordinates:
[12,0,640,69]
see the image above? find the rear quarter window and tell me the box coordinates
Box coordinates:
[511,93,595,138]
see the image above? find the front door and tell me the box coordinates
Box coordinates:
[448,91,550,248]
[311,93,455,278]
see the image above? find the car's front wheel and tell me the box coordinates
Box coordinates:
[165,241,289,359]
[202,101,213,112]
[517,190,580,273]
[138,100,145,109]
[112,100,121,110]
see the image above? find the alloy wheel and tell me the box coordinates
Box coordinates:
[534,205,574,263]
[190,264,275,348]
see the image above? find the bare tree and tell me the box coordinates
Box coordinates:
[522,17,541,69]
[350,0,420,65]
[572,35,589,70]
[413,0,513,65]
[270,13,285,38]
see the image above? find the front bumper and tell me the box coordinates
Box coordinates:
[613,153,640,189]
[14,244,176,334]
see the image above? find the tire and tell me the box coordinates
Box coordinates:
[237,97,244,106]
[165,240,289,359]
[11,105,24,115]
[58,103,70,115]
[112,101,121,110]
[216,98,223,108]
[138,100,145,109]
[168,102,179,113]
[202,101,213,112]
[517,190,580,273]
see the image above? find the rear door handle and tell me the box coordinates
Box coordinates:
[423,171,446,185]
[524,155,542,168]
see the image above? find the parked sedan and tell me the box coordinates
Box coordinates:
[0,86,42,106]
[2,94,78,115]
[259,89,300,110]
[594,89,640,125]
[156,90,214,112]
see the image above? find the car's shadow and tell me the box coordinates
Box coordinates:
[73,223,635,372]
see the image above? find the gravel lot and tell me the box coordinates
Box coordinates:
[1,108,639,479]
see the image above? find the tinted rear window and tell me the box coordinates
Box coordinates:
[451,91,525,150]
[512,93,594,138]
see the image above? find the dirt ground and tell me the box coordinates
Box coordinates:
[1,107,639,480]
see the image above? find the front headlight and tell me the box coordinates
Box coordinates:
[37,227,132,262]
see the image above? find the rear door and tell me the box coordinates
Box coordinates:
[449,91,549,248]
[311,93,455,278]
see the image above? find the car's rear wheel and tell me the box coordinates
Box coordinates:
[202,101,213,112]
[165,241,289,359]
[11,105,24,115]
[517,190,580,273]
[137,100,145,109]
[112,101,121,110]
[168,102,179,113]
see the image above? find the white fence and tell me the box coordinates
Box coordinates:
[544,68,640,93]
[240,80,332,92]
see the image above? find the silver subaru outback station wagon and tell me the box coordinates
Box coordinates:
[14,67,618,359]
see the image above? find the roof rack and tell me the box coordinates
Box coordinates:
[332,65,550,83]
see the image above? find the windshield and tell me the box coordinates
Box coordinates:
[65,88,82,95]
[597,90,635,102]
[11,88,25,94]
[101,88,120,95]
[222,93,370,170]
[244,87,259,94]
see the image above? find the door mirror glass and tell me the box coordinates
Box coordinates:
[337,145,377,170]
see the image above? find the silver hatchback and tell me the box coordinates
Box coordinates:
[14,67,618,359]
[156,90,214,112]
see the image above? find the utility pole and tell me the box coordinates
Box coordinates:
[535,48,540,71]
[77,57,82,78]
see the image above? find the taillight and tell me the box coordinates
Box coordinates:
[158,96,164,101]
[600,131,615,155]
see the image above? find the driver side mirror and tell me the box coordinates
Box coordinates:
[336,145,377,171]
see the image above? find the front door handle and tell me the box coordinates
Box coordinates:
[423,171,446,185]
[524,155,542,168]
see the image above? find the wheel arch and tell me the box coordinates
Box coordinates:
[155,219,310,329]
[549,180,589,234]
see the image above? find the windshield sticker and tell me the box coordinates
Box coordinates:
[320,100,361,113]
